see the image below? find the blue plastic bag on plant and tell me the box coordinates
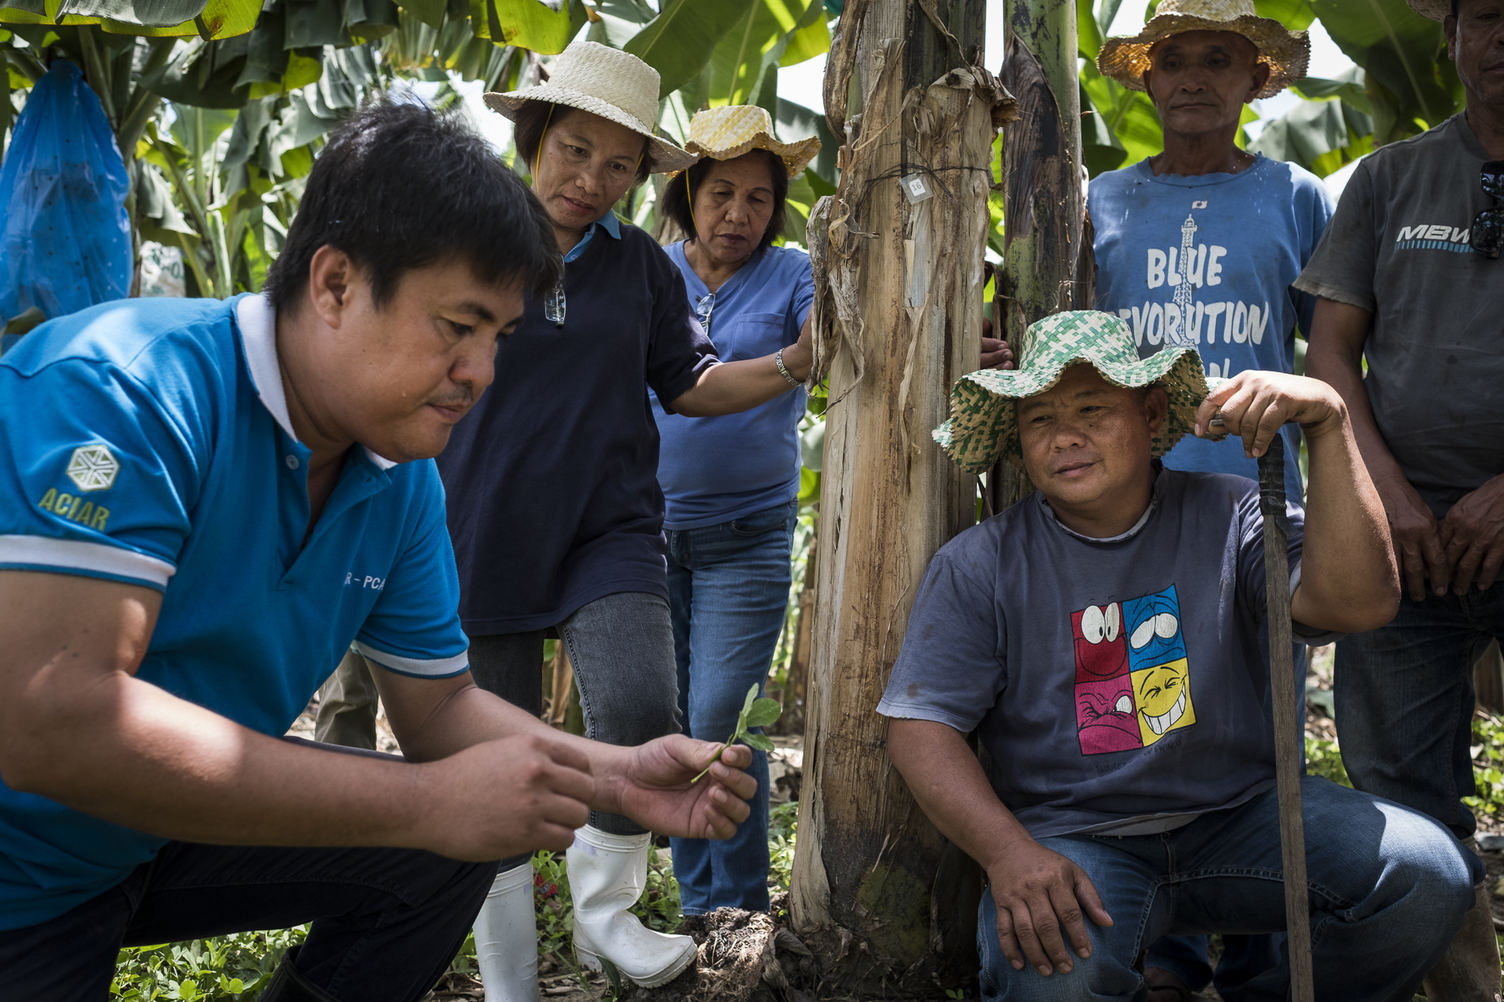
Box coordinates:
[0,60,131,324]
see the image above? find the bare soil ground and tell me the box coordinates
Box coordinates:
[424,904,805,1002]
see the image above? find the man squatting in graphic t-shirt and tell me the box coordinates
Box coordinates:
[1085,2,1333,992]
[878,310,1480,1002]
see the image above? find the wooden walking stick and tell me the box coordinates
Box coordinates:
[1258,434,1315,1001]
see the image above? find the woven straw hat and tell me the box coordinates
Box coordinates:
[1406,0,1449,20]
[1097,0,1310,100]
[933,311,1213,474]
[484,40,696,173]
[684,106,821,178]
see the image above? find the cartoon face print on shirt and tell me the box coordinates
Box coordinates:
[1132,658,1195,745]
[1124,586,1195,746]
[1072,602,1126,682]
[1076,675,1141,754]
[1073,585,1195,754]
[1124,586,1187,670]
[1072,601,1141,754]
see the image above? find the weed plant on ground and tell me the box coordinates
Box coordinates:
[112,926,307,1001]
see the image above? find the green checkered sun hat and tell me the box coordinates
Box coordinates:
[933,310,1212,474]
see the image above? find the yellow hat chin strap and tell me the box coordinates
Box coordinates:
[534,102,556,181]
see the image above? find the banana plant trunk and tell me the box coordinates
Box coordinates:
[990,0,1093,511]
[790,0,1015,990]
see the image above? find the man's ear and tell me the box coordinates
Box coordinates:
[1444,14,1458,59]
[307,245,358,331]
[1144,385,1170,435]
[1245,60,1271,102]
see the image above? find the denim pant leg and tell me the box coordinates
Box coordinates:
[560,592,681,835]
[977,835,1162,1001]
[0,842,494,1002]
[665,500,795,914]
[1166,778,1479,1002]
[1334,583,1504,839]
[1146,640,1304,991]
[468,631,549,872]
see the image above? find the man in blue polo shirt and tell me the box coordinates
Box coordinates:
[0,102,756,1002]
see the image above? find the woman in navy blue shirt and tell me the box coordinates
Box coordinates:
[297,45,817,1002]
[652,106,821,918]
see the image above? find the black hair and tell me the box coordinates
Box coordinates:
[264,99,561,314]
[658,149,788,254]
[512,101,654,187]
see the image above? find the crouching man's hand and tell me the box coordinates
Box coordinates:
[595,735,758,840]
[986,840,1113,978]
[887,720,1114,981]
[412,734,598,861]
[1193,370,1346,459]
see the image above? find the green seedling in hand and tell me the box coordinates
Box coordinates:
[691,683,782,782]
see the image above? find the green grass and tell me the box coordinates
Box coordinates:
[112,927,306,1001]
[1465,712,1504,822]
[1304,734,1351,788]
[769,800,798,902]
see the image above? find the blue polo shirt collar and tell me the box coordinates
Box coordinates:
[563,210,622,264]
[237,295,398,472]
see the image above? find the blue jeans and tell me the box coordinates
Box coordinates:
[1335,581,1504,840]
[977,778,1479,1002]
[665,499,797,915]
[1145,641,1306,992]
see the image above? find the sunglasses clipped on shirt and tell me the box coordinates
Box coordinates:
[544,281,566,328]
[694,292,716,337]
[543,285,715,332]
[1473,160,1504,259]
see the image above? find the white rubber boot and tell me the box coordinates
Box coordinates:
[472,862,539,1002]
[567,826,696,988]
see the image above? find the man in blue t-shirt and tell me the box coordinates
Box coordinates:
[0,103,756,1002]
[1089,0,1332,506]
[1087,2,1333,991]
[888,311,1476,1000]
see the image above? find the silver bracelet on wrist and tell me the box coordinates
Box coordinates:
[774,347,800,387]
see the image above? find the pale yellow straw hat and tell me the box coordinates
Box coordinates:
[483,40,696,173]
[1406,0,1449,20]
[1097,0,1310,101]
[684,106,821,178]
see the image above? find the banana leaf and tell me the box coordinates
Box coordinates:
[1311,0,1456,143]
[0,0,261,38]
[469,0,583,54]
[624,0,755,97]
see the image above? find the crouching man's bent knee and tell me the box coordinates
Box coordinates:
[973,778,1479,1002]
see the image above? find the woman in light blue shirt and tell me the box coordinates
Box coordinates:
[652,106,821,915]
